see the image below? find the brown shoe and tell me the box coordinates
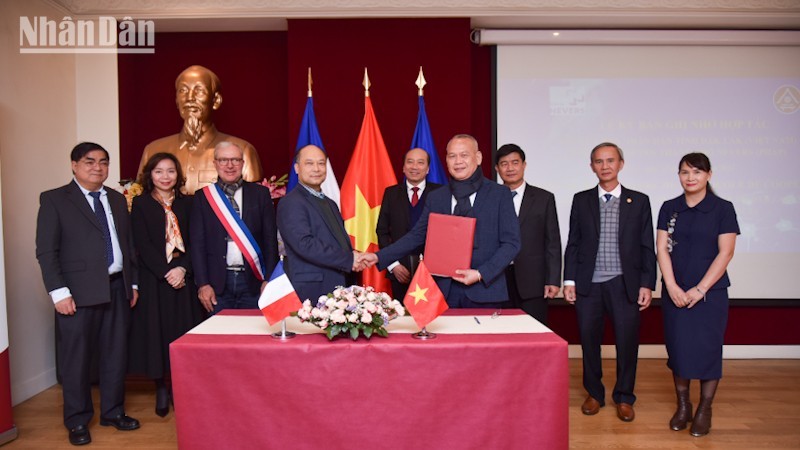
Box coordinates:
[616,402,635,422]
[690,398,712,437]
[581,396,602,415]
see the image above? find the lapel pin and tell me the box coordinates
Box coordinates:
[627,198,632,203]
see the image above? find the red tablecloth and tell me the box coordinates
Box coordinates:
[170,310,568,449]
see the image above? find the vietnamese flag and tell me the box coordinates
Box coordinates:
[404,261,448,329]
[341,74,397,294]
[258,261,303,325]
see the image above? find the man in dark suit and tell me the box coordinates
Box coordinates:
[190,141,278,314]
[36,142,141,446]
[278,145,362,303]
[361,134,520,308]
[376,148,441,301]
[563,142,656,423]
[495,144,561,324]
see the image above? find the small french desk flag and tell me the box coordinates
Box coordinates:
[258,261,302,325]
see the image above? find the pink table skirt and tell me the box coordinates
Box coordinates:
[170,309,568,449]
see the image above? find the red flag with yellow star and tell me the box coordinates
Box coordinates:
[341,95,397,294]
[404,261,448,329]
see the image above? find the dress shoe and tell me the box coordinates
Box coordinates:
[100,414,140,431]
[669,390,693,431]
[616,402,635,422]
[68,424,91,446]
[581,396,602,415]
[690,398,713,437]
[155,385,169,417]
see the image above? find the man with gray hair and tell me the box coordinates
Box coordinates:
[190,141,278,314]
[563,142,656,422]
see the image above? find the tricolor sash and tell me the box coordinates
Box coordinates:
[202,185,266,281]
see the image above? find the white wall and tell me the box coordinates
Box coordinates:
[0,0,119,404]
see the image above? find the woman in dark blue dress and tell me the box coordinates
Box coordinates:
[656,153,739,437]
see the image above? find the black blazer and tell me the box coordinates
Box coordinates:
[563,186,656,302]
[512,184,562,298]
[375,182,441,270]
[190,182,278,295]
[131,193,193,279]
[36,180,137,306]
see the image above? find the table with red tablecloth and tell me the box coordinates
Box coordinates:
[170,309,568,449]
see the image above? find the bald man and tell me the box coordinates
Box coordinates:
[277,145,362,303]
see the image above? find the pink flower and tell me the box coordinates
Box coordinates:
[361,312,373,324]
[318,320,329,329]
[330,309,346,324]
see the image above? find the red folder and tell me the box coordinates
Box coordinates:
[424,213,476,278]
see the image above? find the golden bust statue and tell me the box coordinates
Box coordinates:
[138,65,263,194]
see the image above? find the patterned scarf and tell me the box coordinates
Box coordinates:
[153,191,185,263]
[218,178,244,214]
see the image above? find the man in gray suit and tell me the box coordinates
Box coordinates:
[36,142,140,446]
[495,144,561,325]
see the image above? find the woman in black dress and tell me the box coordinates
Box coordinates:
[129,153,206,417]
[656,153,739,437]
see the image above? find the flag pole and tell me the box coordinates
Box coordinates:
[272,318,296,340]
[412,326,436,340]
[271,255,297,340]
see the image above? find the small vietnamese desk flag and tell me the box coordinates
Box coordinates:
[258,261,303,326]
[404,261,448,329]
[341,69,397,294]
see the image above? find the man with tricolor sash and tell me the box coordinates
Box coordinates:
[191,141,278,314]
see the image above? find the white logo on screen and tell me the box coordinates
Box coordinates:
[774,85,799,114]
[549,86,586,116]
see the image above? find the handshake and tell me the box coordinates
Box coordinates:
[352,251,379,272]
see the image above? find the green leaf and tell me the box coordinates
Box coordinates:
[349,327,360,340]
[330,324,342,336]
[363,327,373,339]
[376,327,388,338]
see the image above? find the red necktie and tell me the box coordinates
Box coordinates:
[411,187,419,207]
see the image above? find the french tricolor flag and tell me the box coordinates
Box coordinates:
[258,261,303,325]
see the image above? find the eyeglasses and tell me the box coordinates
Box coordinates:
[215,158,244,166]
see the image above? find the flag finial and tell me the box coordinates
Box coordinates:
[416,66,426,96]
[363,68,371,97]
[307,67,313,97]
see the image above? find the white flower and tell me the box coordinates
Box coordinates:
[347,313,359,323]
[311,308,321,318]
[335,300,348,310]
[297,309,311,320]
[318,320,329,329]
[319,309,330,320]
[366,292,377,301]
[330,309,346,324]
[365,302,378,314]
[361,312,373,323]
[317,295,328,306]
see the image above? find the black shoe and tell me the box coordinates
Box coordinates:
[99,414,140,431]
[68,424,91,445]
[156,385,169,417]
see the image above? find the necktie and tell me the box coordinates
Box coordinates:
[89,191,113,267]
[512,191,518,198]
[411,187,419,207]
[604,193,612,203]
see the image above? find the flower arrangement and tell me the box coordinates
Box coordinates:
[118,179,143,212]
[260,174,288,200]
[295,285,406,340]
